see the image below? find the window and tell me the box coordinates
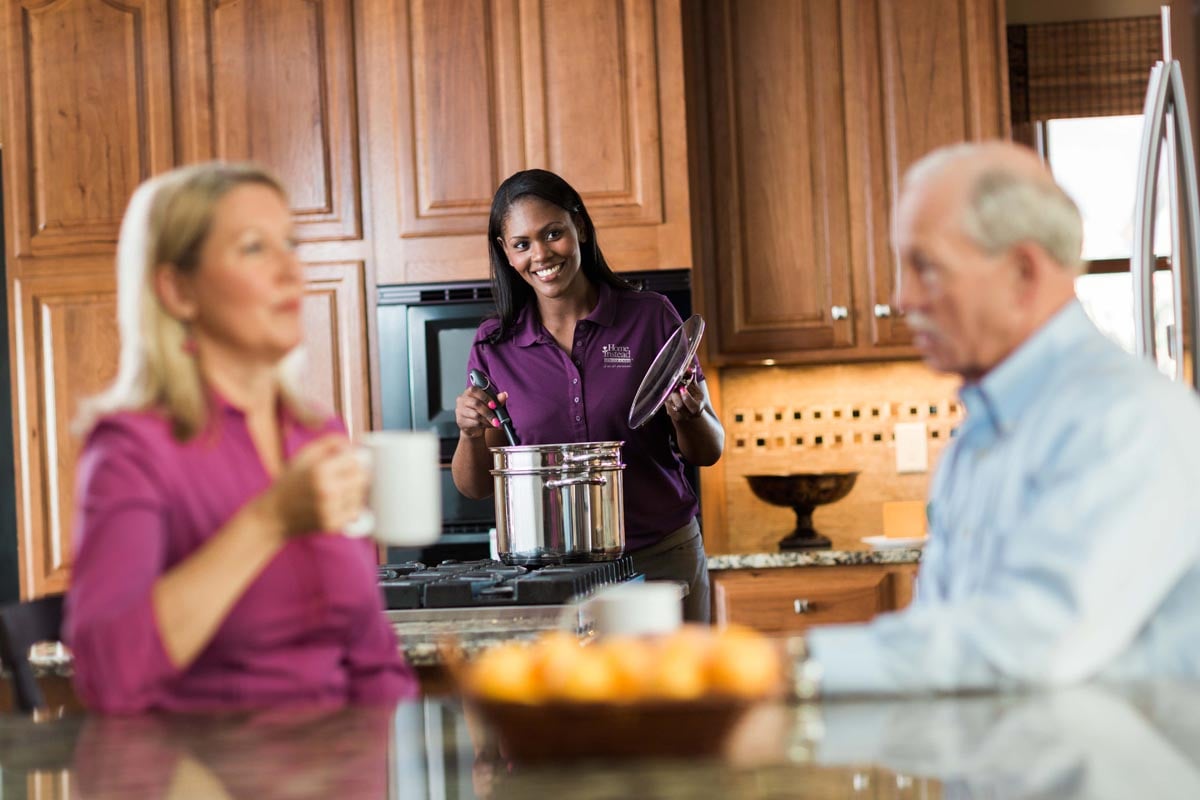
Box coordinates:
[1044,114,1171,262]
[1009,16,1177,376]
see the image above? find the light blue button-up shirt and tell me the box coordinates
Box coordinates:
[809,301,1200,694]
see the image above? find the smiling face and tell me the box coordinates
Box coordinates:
[172,183,306,367]
[497,195,590,303]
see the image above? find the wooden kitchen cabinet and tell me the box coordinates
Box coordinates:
[1,0,176,258]
[711,564,918,634]
[171,0,364,243]
[1,0,375,598]
[5,261,369,600]
[688,0,1008,364]
[360,0,693,284]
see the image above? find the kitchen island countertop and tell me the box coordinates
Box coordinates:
[3,680,1196,798]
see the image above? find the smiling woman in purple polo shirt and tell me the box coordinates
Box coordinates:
[65,163,417,713]
[452,169,725,621]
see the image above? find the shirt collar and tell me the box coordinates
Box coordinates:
[511,282,617,347]
[959,300,1093,436]
[584,282,618,328]
[206,382,298,429]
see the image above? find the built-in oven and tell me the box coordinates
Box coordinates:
[377,270,695,564]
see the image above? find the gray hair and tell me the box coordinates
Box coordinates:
[904,144,1085,273]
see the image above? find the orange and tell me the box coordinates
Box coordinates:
[646,628,711,700]
[469,642,539,703]
[708,628,782,698]
[534,631,588,697]
[601,637,655,700]
[551,645,618,702]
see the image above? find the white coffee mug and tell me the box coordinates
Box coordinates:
[588,582,683,637]
[345,430,441,546]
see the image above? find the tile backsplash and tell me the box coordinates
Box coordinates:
[715,361,962,553]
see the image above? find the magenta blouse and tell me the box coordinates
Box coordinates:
[65,395,418,714]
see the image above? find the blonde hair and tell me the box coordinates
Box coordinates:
[78,162,318,440]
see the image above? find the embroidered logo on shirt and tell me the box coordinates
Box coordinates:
[601,343,633,368]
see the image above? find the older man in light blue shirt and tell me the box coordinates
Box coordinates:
[806,141,1200,694]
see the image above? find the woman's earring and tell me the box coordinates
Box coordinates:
[182,324,197,355]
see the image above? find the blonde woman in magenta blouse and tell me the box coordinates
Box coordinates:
[66,163,417,713]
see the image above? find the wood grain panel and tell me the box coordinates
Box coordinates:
[711,566,902,634]
[300,262,369,438]
[181,0,361,241]
[531,0,663,227]
[397,0,521,237]
[5,0,173,257]
[698,0,855,360]
[856,0,1008,349]
[12,272,119,599]
[363,0,691,283]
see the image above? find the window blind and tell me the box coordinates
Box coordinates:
[1009,16,1164,124]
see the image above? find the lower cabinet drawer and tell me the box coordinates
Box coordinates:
[711,567,909,634]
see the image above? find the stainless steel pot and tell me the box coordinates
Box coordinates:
[490,441,625,566]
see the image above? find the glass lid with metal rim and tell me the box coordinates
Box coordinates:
[628,314,706,429]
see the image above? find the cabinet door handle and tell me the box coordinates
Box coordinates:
[873,303,892,318]
[830,306,849,321]
[793,598,812,614]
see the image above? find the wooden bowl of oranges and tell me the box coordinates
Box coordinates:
[452,625,785,762]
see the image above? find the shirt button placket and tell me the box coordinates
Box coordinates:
[570,338,585,433]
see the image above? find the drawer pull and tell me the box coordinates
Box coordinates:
[793,599,812,614]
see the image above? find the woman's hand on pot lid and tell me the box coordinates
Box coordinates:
[456,386,509,439]
[665,374,705,422]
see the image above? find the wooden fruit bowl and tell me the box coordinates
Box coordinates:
[467,694,755,762]
[440,632,782,762]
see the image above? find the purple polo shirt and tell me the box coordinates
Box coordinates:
[65,395,418,714]
[467,284,702,550]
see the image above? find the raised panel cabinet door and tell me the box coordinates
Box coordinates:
[1,0,174,257]
[172,0,362,242]
[362,0,526,283]
[520,0,691,272]
[299,262,369,438]
[363,0,690,283]
[11,271,119,599]
[852,0,1008,349]
[694,0,857,362]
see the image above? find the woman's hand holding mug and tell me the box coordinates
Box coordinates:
[263,434,369,537]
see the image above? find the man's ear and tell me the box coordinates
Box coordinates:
[1009,242,1043,306]
[154,264,198,322]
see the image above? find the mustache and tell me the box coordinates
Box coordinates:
[903,311,937,336]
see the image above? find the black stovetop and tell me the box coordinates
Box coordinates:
[377,558,636,610]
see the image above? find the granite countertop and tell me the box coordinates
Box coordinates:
[3,680,1196,798]
[707,548,922,570]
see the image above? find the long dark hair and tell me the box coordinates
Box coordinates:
[486,169,634,342]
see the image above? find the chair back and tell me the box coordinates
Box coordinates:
[0,594,65,713]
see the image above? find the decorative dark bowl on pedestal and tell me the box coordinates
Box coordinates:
[744,472,860,551]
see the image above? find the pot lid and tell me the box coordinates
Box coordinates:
[628,314,706,430]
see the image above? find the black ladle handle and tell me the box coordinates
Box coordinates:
[468,369,520,446]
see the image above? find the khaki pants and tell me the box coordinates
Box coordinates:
[628,517,711,623]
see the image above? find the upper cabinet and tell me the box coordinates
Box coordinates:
[172,0,363,242]
[855,0,1009,350]
[2,0,175,258]
[689,0,857,358]
[690,0,1008,364]
[361,0,693,284]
